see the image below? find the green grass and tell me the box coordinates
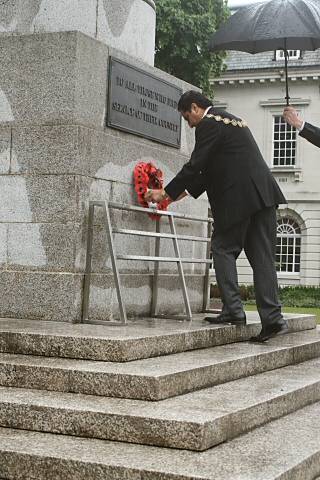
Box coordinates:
[244,304,320,324]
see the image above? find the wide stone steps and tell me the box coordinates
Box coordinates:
[0,328,319,401]
[1,401,320,480]
[0,313,315,362]
[0,356,320,451]
[0,314,319,478]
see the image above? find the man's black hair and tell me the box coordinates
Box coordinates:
[178,90,213,112]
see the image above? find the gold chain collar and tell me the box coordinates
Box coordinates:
[206,114,247,128]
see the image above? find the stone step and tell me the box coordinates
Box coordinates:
[1,401,320,479]
[0,328,319,400]
[0,313,316,362]
[0,357,320,451]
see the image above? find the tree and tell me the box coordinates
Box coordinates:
[155,0,229,97]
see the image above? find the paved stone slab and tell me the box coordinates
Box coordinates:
[0,357,320,451]
[1,401,320,479]
[0,329,319,400]
[0,313,316,362]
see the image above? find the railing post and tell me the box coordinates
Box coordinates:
[103,202,128,324]
[169,215,192,321]
[81,202,95,323]
[203,220,213,312]
[151,218,161,317]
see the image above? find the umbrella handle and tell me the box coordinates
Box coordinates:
[284,41,290,106]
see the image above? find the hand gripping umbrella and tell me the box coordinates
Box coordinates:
[208,0,320,105]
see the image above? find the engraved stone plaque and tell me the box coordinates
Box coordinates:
[107,57,182,148]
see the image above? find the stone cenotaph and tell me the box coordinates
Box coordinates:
[0,0,209,323]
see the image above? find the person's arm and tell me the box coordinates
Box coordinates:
[283,106,320,148]
[299,123,320,148]
[144,189,187,204]
[172,191,188,201]
[165,120,221,201]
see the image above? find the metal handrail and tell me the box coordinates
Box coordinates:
[117,255,212,263]
[109,201,214,223]
[113,228,211,243]
[82,201,213,325]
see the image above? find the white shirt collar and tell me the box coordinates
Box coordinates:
[202,106,212,119]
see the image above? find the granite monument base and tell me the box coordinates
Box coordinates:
[0,31,209,322]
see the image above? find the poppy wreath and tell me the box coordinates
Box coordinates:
[134,162,170,220]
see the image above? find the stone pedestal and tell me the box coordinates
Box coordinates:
[0,0,156,65]
[0,31,208,322]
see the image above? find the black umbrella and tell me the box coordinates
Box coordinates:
[208,0,320,105]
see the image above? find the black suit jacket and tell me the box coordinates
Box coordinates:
[300,122,320,148]
[165,107,286,232]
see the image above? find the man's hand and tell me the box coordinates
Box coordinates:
[283,106,303,130]
[144,189,168,203]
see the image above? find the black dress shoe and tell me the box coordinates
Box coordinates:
[205,313,246,326]
[249,320,289,342]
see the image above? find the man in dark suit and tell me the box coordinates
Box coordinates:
[283,106,320,148]
[146,90,288,342]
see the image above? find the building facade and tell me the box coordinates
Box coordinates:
[211,48,320,286]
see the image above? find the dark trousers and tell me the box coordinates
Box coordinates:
[211,206,283,328]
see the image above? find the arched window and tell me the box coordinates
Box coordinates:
[276,218,301,273]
